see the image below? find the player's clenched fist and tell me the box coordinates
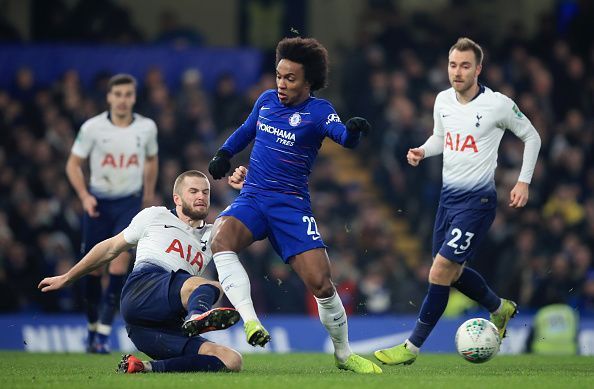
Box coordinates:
[407,148,425,166]
[228,166,247,190]
[208,149,232,179]
[345,117,371,136]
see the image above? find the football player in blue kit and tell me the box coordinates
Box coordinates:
[207,37,382,374]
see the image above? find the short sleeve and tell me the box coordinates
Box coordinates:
[71,122,94,158]
[146,119,159,157]
[122,207,159,244]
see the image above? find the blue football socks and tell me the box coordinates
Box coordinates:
[452,267,500,312]
[408,283,450,348]
[150,354,226,372]
[99,274,126,326]
[186,284,221,317]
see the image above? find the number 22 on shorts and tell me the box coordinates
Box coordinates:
[302,216,321,240]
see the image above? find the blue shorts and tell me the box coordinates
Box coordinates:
[81,193,141,255]
[219,191,326,262]
[120,263,209,360]
[432,206,495,264]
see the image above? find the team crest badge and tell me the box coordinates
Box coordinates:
[289,113,301,127]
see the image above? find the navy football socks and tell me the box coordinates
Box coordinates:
[150,354,226,372]
[84,275,102,324]
[99,274,126,326]
[186,284,221,317]
[451,267,500,312]
[408,283,450,348]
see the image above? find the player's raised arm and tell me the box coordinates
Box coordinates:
[38,232,134,292]
[209,92,266,180]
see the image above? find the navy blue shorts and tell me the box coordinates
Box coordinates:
[219,191,326,262]
[81,193,141,255]
[432,206,496,264]
[120,263,209,360]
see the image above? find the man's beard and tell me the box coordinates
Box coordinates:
[182,201,208,220]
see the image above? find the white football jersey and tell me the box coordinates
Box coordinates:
[426,86,540,209]
[71,112,158,199]
[123,207,213,276]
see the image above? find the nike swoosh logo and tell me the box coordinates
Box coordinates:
[312,236,321,241]
[454,249,465,255]
[441,114,450,118]
[164,225,175,228]
[261,107,270,110]
[333,313,345,321]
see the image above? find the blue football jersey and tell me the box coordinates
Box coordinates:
[220,89,360,198]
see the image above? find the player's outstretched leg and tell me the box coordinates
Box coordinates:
[490,299,518,340]
[244,320,271,347]
[335,354,383,374]
[374,341,418,366]
[183,307,240,336]
[117,353,231,373]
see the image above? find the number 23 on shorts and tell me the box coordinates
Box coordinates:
[447,228,475,254]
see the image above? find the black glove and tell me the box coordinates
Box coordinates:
[345,117,371,136]
[208,149,232,179]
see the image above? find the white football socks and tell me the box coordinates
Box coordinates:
[213,251,259,323]
[315,291,352,362]
[405,339,420,354]
[96,323,112,336]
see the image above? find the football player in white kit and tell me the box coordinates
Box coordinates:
[39,169,245,373]
[375,37,541,366]
[66,74,159,353]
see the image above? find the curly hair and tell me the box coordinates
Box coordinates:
[276,37,329,91]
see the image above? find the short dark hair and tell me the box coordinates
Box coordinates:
[107,73,137,92]
[449,37,484,65]
[276,37,329,91]
[173,170,208,195]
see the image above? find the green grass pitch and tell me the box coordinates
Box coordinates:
[0,352,592,388]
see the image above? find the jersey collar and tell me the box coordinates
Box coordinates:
[107,111,135,126]
[470,83,486,102]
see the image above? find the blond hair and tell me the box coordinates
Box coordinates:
[173,170,208,195]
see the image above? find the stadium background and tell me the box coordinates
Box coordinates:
[0,0,592,354]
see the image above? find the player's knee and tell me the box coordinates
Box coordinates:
[210,231,231,253]
[223,350,243,372]
[429,260,460,285]
[310,279,334,298]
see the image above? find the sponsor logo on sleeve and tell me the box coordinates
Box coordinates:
[325,113,341,125]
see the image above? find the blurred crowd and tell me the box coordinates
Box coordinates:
[0,1,593,318]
